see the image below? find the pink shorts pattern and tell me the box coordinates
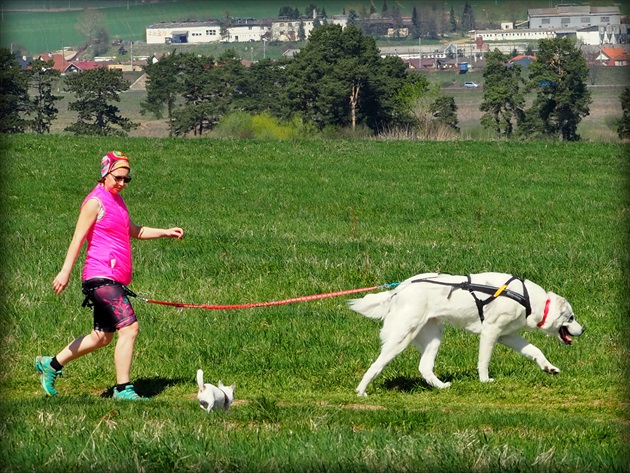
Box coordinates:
[82,279,137,332]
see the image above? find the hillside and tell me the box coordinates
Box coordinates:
[3,0,629,55]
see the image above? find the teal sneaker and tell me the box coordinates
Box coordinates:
[113,385,148,401]
[35,356,61,396]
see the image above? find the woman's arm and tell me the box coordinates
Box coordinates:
[129,220,184,240]
[52,199,100,295]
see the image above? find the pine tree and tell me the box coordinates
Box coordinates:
[449,6,458,33]
[616,87,630,139]
[461,1,476,31]
[0,48,29,133]
[26,58,61,134]
[64,67,138,136]
[141,50,183,136]
[480,49,525,138]
[523,37,591,141]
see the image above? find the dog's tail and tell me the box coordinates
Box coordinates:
[348,290,394,320]
[196,369,205,391]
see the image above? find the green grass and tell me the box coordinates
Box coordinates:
[1,135,629,472]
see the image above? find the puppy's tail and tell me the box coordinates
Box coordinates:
[196,369,205,391]
[348,290,394,320]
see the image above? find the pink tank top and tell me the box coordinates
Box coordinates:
[82,184,133,285]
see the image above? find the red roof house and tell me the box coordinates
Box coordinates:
[599,47,630,66]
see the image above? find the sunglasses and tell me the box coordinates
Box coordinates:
[110,174,132,184]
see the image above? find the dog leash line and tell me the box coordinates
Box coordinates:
[134,282,400,311]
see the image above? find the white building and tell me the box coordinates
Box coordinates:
[146,19,269,45]
[270,16,347,42]
[146,16,348,45]
[528,5,621,30]
[473,28,556,42]
[472,5,626,47]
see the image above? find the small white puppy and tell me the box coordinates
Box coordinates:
[196,369,235,412]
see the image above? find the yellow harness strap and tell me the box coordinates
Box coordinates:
[493,284,508,297]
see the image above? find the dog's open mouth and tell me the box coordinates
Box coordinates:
[559,326,573,345]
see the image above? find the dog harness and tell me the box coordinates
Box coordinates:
[410,274,531,323]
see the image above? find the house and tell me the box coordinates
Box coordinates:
[147,20,225,44]
[33,52,69,72]
[147,19,269,44]
[402,57,438,70]
[597,47,630,66]
[474,6,626,46]
[509,55,536,67]
[528,5,621,30]
[473,28,555,42]
[64,61,103,74]
[146,15,348,45]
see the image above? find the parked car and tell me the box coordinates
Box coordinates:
[464,81,479,88]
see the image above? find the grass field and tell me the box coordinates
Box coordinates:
[1,134,628,472]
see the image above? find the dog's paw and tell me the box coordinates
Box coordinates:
[355,389,368,397]
[544,365,560,375]
[480,377,495,383]
[435,381,451,389]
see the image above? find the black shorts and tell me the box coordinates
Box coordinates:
[82,278,137,332]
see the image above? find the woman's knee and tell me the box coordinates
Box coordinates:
[93,330,114,347]
[118,321,139,339]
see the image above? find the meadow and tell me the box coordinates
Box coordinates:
[1,134,628,472]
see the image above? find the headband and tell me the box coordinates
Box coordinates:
[100,151,130,179]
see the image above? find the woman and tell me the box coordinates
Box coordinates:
[36,151,184,400]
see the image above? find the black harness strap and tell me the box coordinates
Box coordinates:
[81,278,137,309]
[410,274,531,322]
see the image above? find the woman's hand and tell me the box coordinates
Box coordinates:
[53,270,71,295]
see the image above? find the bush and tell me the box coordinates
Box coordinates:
[214,112,302,140]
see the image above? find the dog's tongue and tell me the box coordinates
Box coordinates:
[559,326,573,345]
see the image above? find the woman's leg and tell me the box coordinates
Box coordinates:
[114,321,139,385]
[56,330,115,365]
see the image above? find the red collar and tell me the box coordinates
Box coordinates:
[537,298,551,327]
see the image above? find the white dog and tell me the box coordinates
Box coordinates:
[349,272,584,396]
[196,369,235,412]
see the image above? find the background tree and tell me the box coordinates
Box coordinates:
[480,49,525,138]
[76,8,109,55]
[347,10,358,26]
[617,87,630,140]
[283,24,411,133]
[26,57,61,134]
[524,37,591,141]
[411,6,421,39]
[243,57,291,117]
[141,51,183,136]
[64,67,138,136]
[304,4,317,18]
[461,0,475,32]
[298,20,306,41]
[278,6,299,18]
[170,52,216,136]
[449,6,458,33]
[170,51,247,136]
[0,48,29,133]
[397,77,458,137]
[430,95,459,132]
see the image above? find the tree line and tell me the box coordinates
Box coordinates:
[2,25,629,141]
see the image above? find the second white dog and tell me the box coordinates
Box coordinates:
[196,369,235,412]
[349,272,584,396]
